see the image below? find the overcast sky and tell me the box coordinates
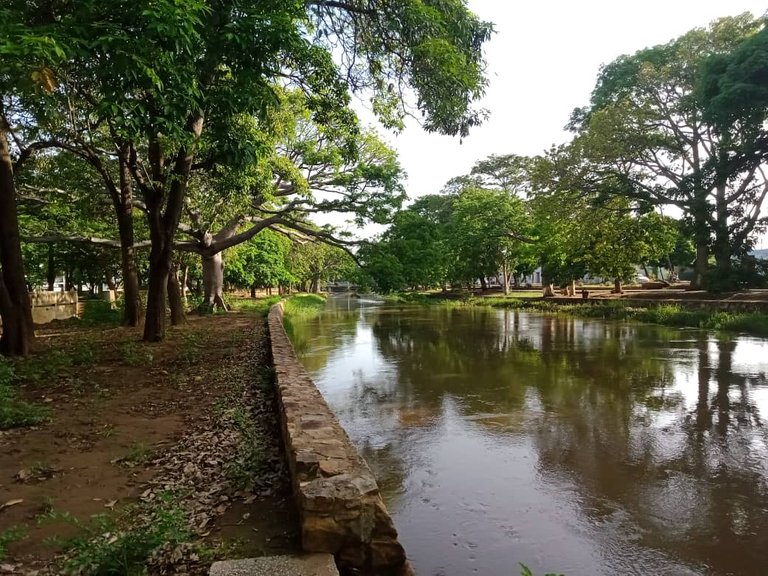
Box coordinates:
[368,0,767,200]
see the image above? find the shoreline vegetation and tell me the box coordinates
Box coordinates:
[378,292,768,338]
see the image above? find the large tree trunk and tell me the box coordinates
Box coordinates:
[168,261,185,325]
[141,114,203,341]
[201,252,227,310]
[180,264,189,305]
[116,146,142,326]
[479,277,487,291]
[713,183,731,279]
[0,128,34,356]
[613,278,623,294]
[144,238,171,342]
[501,262,509,295]
[692,238,709,290]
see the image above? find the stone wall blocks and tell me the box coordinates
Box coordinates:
[268,302,408,576]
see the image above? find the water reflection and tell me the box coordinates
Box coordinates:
[287,298,768,576]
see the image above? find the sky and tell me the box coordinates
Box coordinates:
[361,0,768,203]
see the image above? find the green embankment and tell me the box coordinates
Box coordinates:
[384,292,768,337]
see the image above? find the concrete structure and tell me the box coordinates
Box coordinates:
[209,554,338,576]
[268,303,412,576]
[29,290,78,324]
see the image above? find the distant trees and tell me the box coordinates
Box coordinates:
[570,13,767,289]
[355,13,768,296]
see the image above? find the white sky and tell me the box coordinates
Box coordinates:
[369,0,768,200]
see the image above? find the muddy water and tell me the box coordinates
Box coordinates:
[286,298,768,576]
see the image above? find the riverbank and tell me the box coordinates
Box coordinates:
[0,305,300,574]
[383,290,768,337]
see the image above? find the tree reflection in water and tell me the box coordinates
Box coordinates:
[289,299,768,576]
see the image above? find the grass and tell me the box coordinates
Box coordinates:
[119,341,154,367]
[117,442,156,467]
[282,293,327,318]
[44,492,192,576]
[227,295,281,314]
[0,360,49,430]
[0,526,26,562]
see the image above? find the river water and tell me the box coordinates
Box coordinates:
[285,297,768,576]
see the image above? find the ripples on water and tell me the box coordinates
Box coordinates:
[287,297,768,576]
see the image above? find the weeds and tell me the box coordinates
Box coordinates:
[178,332,206,366]
[79,299,122,326]
[119,341,154,367]
[0,360,49,430]
[226,404,266,491]
[116,442,155,467]
[45,492,190,576]
[0,526,26,561]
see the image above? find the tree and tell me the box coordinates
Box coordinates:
[0,9,68,355]
[225,230,293,297]
[571,14,765,289]
[177,89,405,310]
[379,194,455,290]
[288,241,356,293]
[28,0,491,341]
[470,153,534,196]
[450,185,533,293]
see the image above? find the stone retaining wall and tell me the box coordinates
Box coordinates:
[267,303,412,576]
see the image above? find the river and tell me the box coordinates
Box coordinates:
[285,296,768,576]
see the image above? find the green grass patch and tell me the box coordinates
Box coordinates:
[283,294,326,318]
[0,525,26,561]
[45,492,192,576]
[0,360,49,430]
[119,341,154,367]
[227,295,281,315]
[79,299,122,326]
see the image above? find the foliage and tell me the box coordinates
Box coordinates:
[449,184,534,285]
[409,294,768,338]
[224,230,293,290]
[569,13,767,287]
[79,300,122,326]
[287,241,356,292]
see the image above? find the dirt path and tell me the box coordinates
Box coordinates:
[0,312,299,574]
